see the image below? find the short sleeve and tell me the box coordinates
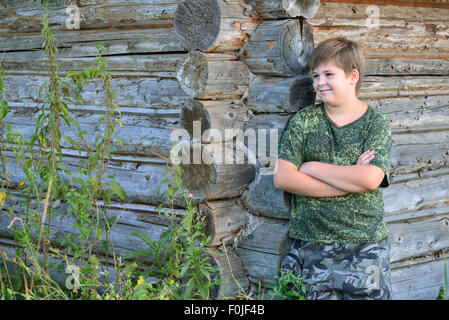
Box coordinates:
[278,114,304,168]
[363,113,392,188]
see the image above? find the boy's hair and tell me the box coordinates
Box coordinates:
[309,36,365,96]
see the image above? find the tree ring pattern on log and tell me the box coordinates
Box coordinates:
[281,19,314,75]
[175,0,221,52]
[282,0,321,19]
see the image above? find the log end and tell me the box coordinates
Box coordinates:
[176,51,207,99]
[174,0,221,52]
[282,0,321,19]
[289,75,316,111]
[281,20,314,75]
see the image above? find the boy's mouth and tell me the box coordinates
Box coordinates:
[319,89,331,93]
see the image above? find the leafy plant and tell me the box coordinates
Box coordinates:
[126,163,220,299]
[267,268,306,300]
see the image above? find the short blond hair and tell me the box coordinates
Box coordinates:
[309,36,365,96]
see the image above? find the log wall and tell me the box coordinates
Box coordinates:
[0,0,448,300]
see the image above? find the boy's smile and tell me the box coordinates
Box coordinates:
[311,62,357,108]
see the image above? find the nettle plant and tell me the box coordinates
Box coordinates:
[0,3,128,299]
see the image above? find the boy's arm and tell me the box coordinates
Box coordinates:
[274,159,350,197]
[299,161,385,193]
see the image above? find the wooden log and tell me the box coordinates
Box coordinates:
[365,58,449,76]
[388,213,449,263]
[391,255,448,300]
[180,99,252,144]
[209,247,250,298]
[176,51,250,100]
[2,150,189,207]
[3,75,190,110]
[241,172,291,220]
[174,0,261,52]
[237,216,291,287]
[242,0,320,19]
[0,27,184,56]
[0,51,184,78]
[309,4,449,57]
[244,73,315,113]
[281,0,321,18]
[0,194,187,260]
[241,19,314,76]
[0,0,181,33]
[384,169,449,217]
[171,141,256,201]
[2,103,178,158]
[199,199,249,247]
[368,95,449,128]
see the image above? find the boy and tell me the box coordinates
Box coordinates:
[273,36,393,300]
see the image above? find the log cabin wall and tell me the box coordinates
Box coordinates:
[0,0,448,300]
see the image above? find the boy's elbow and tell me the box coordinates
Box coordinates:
[273,172,283,189]
[364,165,386,191]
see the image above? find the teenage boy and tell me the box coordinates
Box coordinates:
[274,36,393,300]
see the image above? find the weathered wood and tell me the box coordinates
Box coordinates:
[209,248,250,298]
[2,150,189,207]
[237,216,291,287]
[2,103,178,158]
[365,58,449,76]
[384,169,449,216]
[0,194,186,260]
[176,51,250,100]
[388,213,449,263]
[3,75,190,110]
[281,0,321,18]
[180,99,252,143]
[391,255,448,300]
[174,0,260,53]
[200,199,249,247]
[243,0,320,19]
[241,19,314,76]
[0,27,184,56]
[0,51,185,78]
[0,0,181,33]
[241,169,291,220]
[172,141,256,201]
[244,73,315,113]
[309,3,449,56]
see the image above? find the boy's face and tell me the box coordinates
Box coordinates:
[311,62,358,107]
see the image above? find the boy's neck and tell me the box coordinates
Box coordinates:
[323,96,367,117]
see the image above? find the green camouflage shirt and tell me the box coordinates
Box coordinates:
[278,102,392,244]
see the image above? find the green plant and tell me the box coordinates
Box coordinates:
[437,252,448,300]
[0,1,129,300]
[125,163,220,299]
[267,268,306,300]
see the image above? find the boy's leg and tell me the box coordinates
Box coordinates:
[338,238,392,300]
[280,240,343,300]
[280,238,392,300]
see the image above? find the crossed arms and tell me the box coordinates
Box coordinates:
[273,150,386,197]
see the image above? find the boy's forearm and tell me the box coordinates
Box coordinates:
[299,161,379,193]
[276,168,349,198]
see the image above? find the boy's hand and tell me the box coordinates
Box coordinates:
[357,150,375,165]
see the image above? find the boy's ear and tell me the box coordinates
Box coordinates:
[349,68,360,86]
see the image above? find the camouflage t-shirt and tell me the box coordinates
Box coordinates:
[278,102,392,244]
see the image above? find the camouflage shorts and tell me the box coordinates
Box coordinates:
[280,238,392,300]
